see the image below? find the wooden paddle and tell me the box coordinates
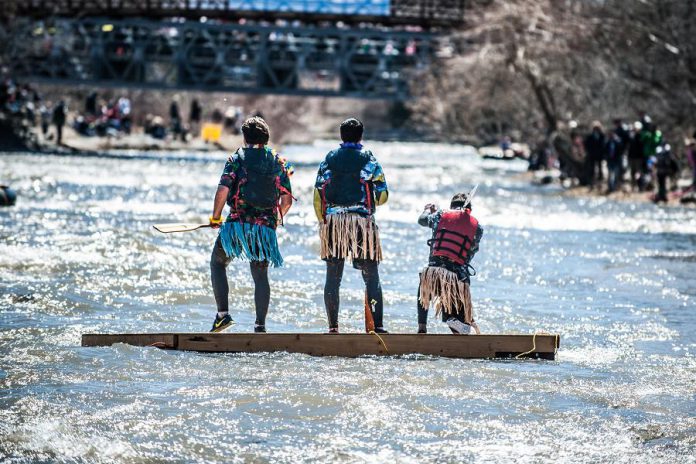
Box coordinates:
[364,291,375,333]
[153,223,212,234]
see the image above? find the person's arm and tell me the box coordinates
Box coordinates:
[313,188,324,222]
[210,185,229,228]
[313,160,329,222]
[369,157,388,206]
[468,224,484,260]
[277,156,294,219]
[279,194,292,217]
[210,154,238,227]
[418,204,438,227]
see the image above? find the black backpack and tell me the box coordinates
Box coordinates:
[324,148,371,206]
[235,147,282,209]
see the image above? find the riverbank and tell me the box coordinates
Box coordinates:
[524,169,696,207]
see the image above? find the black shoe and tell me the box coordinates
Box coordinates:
[210,313,234,333]
[373,327,389,334]
[254,325,266,333]
[417,329,427,334]
[327,327,339,334]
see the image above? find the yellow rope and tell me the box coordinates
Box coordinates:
[515,332,560,359]
[515,332,539,359]
[368,331,389,354]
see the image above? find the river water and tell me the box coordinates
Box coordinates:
[1,142,694,463]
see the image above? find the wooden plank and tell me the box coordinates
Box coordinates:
[82,333,559,360]
[81,333,177,349]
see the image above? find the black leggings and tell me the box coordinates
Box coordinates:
[324,258,383,329]
[211,237,270,326]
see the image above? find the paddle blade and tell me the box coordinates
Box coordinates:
[153,223,210,234]
[364,291,375,333]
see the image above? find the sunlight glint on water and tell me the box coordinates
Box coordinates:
[1,143,694,462]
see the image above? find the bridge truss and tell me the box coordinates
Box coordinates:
[2,18,434,99]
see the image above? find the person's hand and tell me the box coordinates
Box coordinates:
[209,215,223,229]
[424,203,437,213]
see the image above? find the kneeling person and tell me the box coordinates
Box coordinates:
[417,192,483,334]
[209,117,293,333]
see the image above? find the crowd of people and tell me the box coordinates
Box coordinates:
[529,114,696,203]
[1,76,251,147]
[0,77,67,146]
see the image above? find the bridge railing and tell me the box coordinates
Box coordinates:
[3,18,433,98]
[4,0,465,27]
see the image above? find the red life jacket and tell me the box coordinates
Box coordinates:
[430,209,478,265]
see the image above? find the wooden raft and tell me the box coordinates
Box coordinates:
[81,333,559,360]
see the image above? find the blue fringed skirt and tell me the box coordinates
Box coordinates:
[218,221,283,267]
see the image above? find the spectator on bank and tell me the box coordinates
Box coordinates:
[627,121,645,191]
[687,135,696,189]
[85,92,98,116]
[52,100,66,145]
[118,97,132,134]
[605,130,623,193]
[640,116,662,167]
[39,102,51,138]
[170,100,184,141]
[583,121,606,187]
[190,99,201,127]
[654,144,678,203]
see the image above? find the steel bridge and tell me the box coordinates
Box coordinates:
[1,1,464,99]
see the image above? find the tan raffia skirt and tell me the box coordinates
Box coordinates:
[418,266,475,325]
[320,213,383,262]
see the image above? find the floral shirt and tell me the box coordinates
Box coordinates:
[218,146,293,229]
[314,143,388,216]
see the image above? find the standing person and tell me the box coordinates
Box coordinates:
[417,192,483,334]
[52,100,66,145]
[654,144,676,203]
[628,121,645,191]
[583,121,606,188]
[189,99,202,135]
[169,100,183,141]
[686,135,696,189]
[208,117,293,333]
[314,118,389,334]
[640,117,663,190]
[606,130,623,193]
[39,102,51,138]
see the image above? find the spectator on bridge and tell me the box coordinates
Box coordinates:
[52,100,66,145]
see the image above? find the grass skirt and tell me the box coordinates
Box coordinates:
[418,266,474,324]
[320,213,382,262]
[219,221,283,267]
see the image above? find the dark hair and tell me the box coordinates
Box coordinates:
[450,192,471,210]
[242,116,270,145]
[340,118,363,143]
